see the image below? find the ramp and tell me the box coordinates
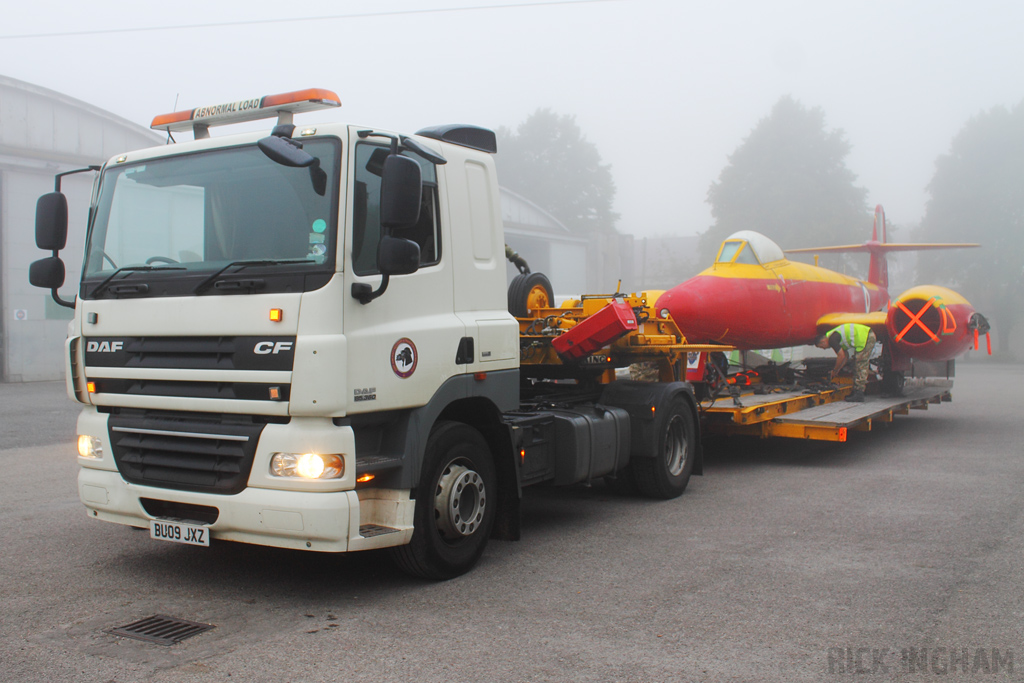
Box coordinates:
[704,380,953,441]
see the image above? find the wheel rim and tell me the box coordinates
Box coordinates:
[434,462,487,540]
[525,285,550,312]
[664,415,688,476]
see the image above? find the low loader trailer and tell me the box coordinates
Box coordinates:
[28,88,956,579]
[702,378,953,442]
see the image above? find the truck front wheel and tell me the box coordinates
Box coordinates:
[391,421,497,579]
[631,398,696,500]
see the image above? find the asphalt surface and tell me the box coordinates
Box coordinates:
[1,363,1022,682]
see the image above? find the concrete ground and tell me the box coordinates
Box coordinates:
[1,363,1021,682]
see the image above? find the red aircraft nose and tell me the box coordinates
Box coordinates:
[656,276,732,343]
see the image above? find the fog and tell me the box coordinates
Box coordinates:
[1,0,1021,238]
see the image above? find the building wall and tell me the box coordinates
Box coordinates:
[501,187,635,299]
[0,75,160,382]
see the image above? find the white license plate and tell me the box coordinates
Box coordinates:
[150,519,210,547]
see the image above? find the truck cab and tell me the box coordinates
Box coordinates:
[32,89,521,578]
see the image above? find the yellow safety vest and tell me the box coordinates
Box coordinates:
[827,323,870,353]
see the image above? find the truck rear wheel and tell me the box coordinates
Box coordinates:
[631,397,696,499]
[391,421,497,580]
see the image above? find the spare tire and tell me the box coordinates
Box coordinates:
[508,272,554,317]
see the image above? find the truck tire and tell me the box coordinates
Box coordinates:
[631,397,696,499]
[508,272,554,317]
[391,421,497,580]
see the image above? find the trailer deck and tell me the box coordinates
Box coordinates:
[703,379,954,441]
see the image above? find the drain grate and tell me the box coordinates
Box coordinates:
[106,614,215,646]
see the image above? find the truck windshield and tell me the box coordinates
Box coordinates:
[83,139,340,296]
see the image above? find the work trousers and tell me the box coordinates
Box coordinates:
[850,331,876,392]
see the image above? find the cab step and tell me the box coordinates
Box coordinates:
[359,524,400,538]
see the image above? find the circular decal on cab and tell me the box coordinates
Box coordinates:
[391,338,418,378]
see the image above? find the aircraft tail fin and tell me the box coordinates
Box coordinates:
[867,205,888,289]
[784,205,979,289]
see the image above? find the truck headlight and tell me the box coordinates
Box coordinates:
[78,435,103,459]
[270,453,344,479]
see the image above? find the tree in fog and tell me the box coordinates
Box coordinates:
[917,101,1024,357]
[496,108,619,234]
[701,96,868,268]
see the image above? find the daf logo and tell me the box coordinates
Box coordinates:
[86,341,124,353]
[254,341,294,355]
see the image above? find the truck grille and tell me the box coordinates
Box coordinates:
[93,378,289,402]
[84,336,296,371]
[108,411,267,494]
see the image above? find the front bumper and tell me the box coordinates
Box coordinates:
[79,468,415,552]
[76,408,414,552]
[79,467,361,551]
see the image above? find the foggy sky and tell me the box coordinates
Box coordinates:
[2,0,1020,239]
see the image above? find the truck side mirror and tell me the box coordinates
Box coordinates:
[29,256,66,289]
[379,236,420,276]
[257,129,316,168]
[351,153,424,305]
[380,154,422,229]
[36,192,69,251]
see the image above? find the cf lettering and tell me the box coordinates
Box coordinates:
[254,341,294,355]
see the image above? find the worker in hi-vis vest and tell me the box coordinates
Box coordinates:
[814,323,876,403]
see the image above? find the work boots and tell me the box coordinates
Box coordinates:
[845,390,865,403]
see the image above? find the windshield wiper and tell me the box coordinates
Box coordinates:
[192,259,314,294]
[90,265,186,298]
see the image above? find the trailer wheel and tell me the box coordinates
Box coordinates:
[391,421,497,580]
[508,272,554,317]
[631,397,696,499]
[878,344,905,397]
[880,370,904,397]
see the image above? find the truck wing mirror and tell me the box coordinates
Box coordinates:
[351,237,421,304]
[29,256,66,289]
[380,154,422,229]
[379,236,420,275]
[36,192,68,251]
[351,152,423,304]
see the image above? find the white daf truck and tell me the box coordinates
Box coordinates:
[30,88,703,579]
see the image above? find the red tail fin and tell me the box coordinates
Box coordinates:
[867,205,888,289]
[784,204,978,287]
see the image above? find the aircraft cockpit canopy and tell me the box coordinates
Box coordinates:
[716,231,785,265]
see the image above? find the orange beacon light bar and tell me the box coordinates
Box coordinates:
[151,88,341,138]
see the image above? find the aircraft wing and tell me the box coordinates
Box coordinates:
[816,311,888,334]
[786,242,979,254]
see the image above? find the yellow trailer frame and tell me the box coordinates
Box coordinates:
[703,382,953,442]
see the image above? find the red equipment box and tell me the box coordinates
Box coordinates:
[552,302,638,361]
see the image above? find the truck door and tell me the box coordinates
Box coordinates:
[343,133,463,414]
